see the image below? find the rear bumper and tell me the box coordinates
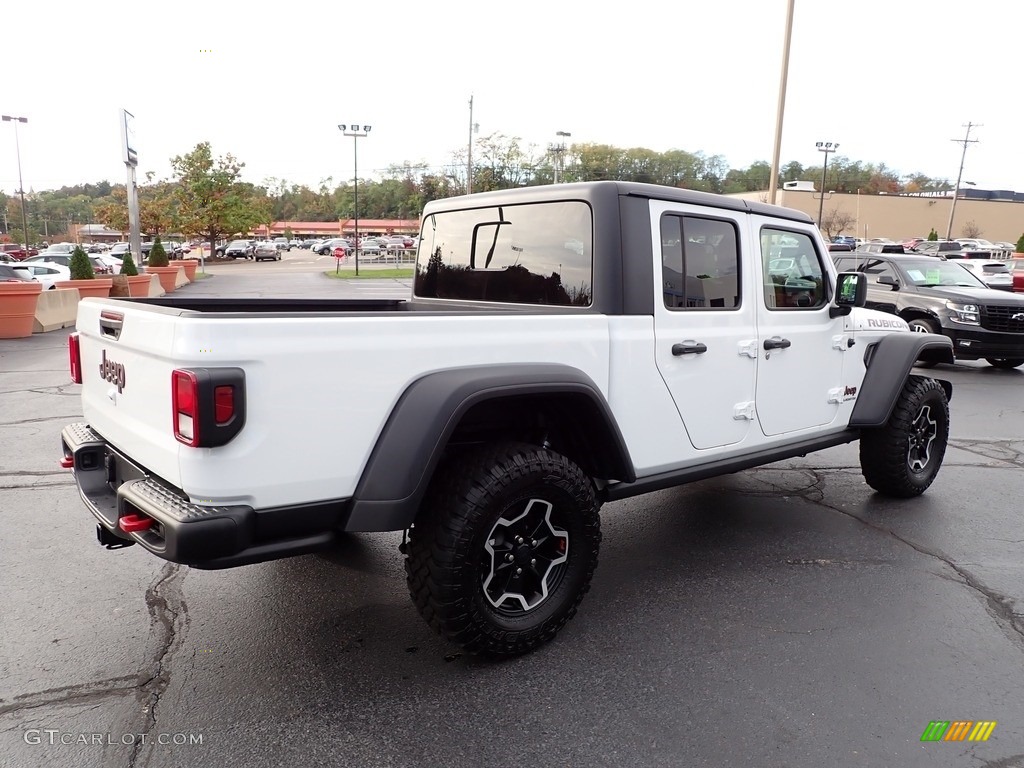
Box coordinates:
[61,423,349,569]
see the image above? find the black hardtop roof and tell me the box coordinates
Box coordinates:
[422,181,813,224]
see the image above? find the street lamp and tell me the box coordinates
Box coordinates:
[815,141,838,228]
[2,115,30,251]
[550,131,572,184]
[338,123,371,276]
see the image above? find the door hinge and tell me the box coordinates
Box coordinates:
[832,334,851,351]
[733,401,756,420]
[737,340,758,359]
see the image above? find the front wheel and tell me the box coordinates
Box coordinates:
[986,358,1024,369]
[859,375,949,497]
[406,442,601,658]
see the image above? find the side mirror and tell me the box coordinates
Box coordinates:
[830,271,867,317]
[878,274,899,290]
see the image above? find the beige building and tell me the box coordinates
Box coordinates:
[731,189,1024,245]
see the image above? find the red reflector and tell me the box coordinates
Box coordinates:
[172,370,199,446]
[119,514,154,533]
[214,385,234,424]
[173,371,196,415]
[60,456,74,468]
[69,333,82,384]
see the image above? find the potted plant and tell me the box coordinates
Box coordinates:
[110,251,151,297]
[144,237,181,293]
[0,275,43,338]
[56,245,113,299]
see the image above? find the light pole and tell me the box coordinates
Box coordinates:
[815,141,838,228]
[338,123,371,276]
[550,131,571,184]
[2,115,30,250]
[768,0,796,205]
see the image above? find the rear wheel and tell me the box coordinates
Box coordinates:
[406,442,601,658]
[985,358,1024,369]
[860,375,949,497]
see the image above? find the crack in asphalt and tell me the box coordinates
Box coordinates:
[0,481,75,490]
[0,676,140,716]
[127,563,189,768]
[746,467,1024,652]
[948,438,1024,468]
[0,385,78,396]
[970,755,1024,768]
[1,414,80,426]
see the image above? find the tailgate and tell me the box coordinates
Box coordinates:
[76,300,182,488]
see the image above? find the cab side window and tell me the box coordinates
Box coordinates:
[661,215,740,310]
[761,228,828,309]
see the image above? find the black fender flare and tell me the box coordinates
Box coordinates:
[849,333,954,427]
[344,364,634,532]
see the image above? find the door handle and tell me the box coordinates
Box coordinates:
[672,342,708,356]
[763,337,792,350]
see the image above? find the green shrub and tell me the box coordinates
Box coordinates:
[147,236,169,267]
[927,228,939,241]
[120,251,139,276]
[69,245,95,280]
[1016,234,1024,254]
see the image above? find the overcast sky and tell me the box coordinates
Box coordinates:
[2,0,1020,195]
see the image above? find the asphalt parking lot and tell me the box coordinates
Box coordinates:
[2,265,1024,767]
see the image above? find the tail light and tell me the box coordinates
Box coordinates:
[172,367,246,447]
[69,333,82,383]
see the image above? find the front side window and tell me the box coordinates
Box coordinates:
[660,215,740,310]
[761,228,828,309]
[415,201,592,306]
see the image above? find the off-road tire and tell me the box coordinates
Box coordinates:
[405,442,601,658]
[859,375,949,497]
[985,358,1024,369]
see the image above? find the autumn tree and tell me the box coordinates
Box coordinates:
[961,220,982,238]
[821,208,856,239]
[170,143,265,256]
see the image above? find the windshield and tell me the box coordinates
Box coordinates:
[900,259,988,288]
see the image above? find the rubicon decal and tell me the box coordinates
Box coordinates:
[98,350,126,393]
[867,318,905,329]
[920,720,997,742]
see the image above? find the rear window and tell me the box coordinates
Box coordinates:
[982,263,1009,273]
[415,201,593,306]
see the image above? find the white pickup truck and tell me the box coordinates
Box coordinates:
[61,182,954,657]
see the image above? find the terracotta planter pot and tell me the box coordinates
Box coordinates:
[145,266,181,293]
[0,281,44,339]
[55,278,114,299]
[170,260,198,281]
[111,274,153,298]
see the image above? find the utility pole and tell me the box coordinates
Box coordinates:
[467,95,478,195]
[945,122,980,240]
[768,0,796,205]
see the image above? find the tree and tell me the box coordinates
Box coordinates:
[119,251,139,276]
[821,208,856,239]
[1016,234,1024,254]
[284,226,293,241]
[961,220,982,238]
[147,236,169,267]
[69,245,95,280]
[170,143,266,257]
[94,187,129,235]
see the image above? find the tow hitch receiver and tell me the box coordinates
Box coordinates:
[97,525,135,550]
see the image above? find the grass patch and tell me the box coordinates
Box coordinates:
[325,268,414,279]
[193,271,213,279]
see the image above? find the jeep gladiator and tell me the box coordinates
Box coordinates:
[61,181,954,657]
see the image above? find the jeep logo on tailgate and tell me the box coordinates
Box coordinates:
[99,350,126,393]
